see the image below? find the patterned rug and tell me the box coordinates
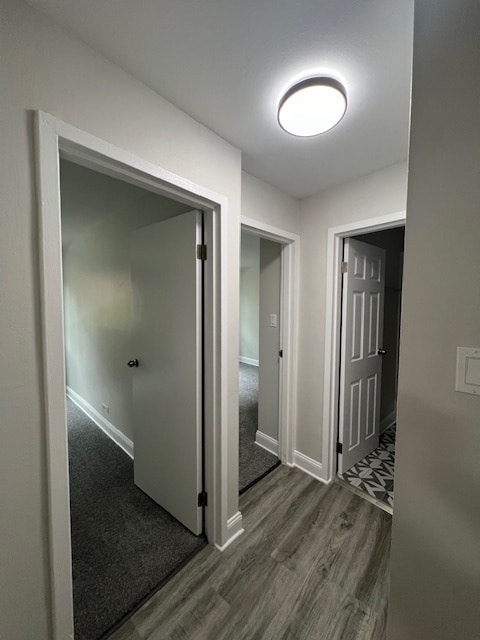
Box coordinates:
[340,424,396,508]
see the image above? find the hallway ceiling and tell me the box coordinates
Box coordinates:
[27,0,414,198]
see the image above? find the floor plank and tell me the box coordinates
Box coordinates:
[109,465,391,640]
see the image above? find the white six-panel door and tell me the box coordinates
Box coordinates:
[130,210,203,535]
[338,237,386,474]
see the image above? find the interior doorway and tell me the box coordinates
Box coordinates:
[60,160,208,639]
[238,217,300,489]
[336,226,405,512]
[239,231,282,492]
[322,211,406,498]
[36,112,233,640]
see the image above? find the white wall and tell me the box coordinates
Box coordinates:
[240,172,299,449]
[296,162,408,462]
[387,1,480,638]
[241,171,300,235]
[0,1,241,638]
[239,233,260,363]
[258,239,282,441]
[61,161,190,441]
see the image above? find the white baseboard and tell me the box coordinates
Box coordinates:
[66,387,134,458]
[293,450,328,484]
[380,411,397,433]
[215,511,244,551]
[239,356,259,367]
[255,430,279,456]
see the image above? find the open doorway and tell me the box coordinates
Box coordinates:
[237,218,299,491]
[239,231,282,492]
[336,226,405,512]
[37,113,234,640]
[60,160,208,638]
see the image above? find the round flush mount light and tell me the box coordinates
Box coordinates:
[278,77,347,137]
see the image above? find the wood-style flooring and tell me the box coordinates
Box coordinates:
[109,465,391,640]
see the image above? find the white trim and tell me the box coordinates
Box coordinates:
[255,430,279,456]
[35,111,233,639]
[322,211,406,484]
[241,217,300,467]
[239,356,259,367]
[241,216,299,243]
[215,512,244,551]
[293,451,328,483]
[380,411,397,434]
[66,387,134,458]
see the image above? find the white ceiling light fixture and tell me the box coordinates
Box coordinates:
[278,76,347,137]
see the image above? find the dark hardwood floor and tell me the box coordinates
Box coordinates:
[110,465,391,640]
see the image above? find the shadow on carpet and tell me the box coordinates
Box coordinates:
[67,399,206,640]
[239,363,279,493]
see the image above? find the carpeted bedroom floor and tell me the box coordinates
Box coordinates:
[67,399,207,640]
[238,363,280,493]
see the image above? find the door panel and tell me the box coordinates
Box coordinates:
[366,374,377,438]
[368,293,380,355]
[131,210,203,535]
[352,292,364,360]
[338,237,386,474]
[349,380,362,448]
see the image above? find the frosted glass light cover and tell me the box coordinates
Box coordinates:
[278,78,347,137]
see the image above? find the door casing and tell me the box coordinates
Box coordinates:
[322,211,406,484]
[241,217,300,466]
[35,111,238,640]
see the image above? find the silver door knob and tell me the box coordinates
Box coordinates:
[377,348,387,356]
[127,359,139,367]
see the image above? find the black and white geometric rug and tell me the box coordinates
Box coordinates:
[340,424,396,508]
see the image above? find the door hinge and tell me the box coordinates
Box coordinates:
[196,244,207,260]
[197,490,208,507]
[336,442,343,454]
[341,261,348,274]
[279,349,283,358]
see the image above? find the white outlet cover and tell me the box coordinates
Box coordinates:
[456,347,480,395]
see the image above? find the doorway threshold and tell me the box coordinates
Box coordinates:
[335,476,393,515]
[239,459,281,495]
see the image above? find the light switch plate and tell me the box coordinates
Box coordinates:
[456,347,480,395]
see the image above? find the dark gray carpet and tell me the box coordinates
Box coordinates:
[67,399,206,640]
[239,363,279,492]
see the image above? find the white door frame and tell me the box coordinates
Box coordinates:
[35,111,234,640]
[322,211,406,483]
[241,216,300,465]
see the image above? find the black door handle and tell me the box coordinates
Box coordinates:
[127,359,139,367]
[377,348,387,356]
